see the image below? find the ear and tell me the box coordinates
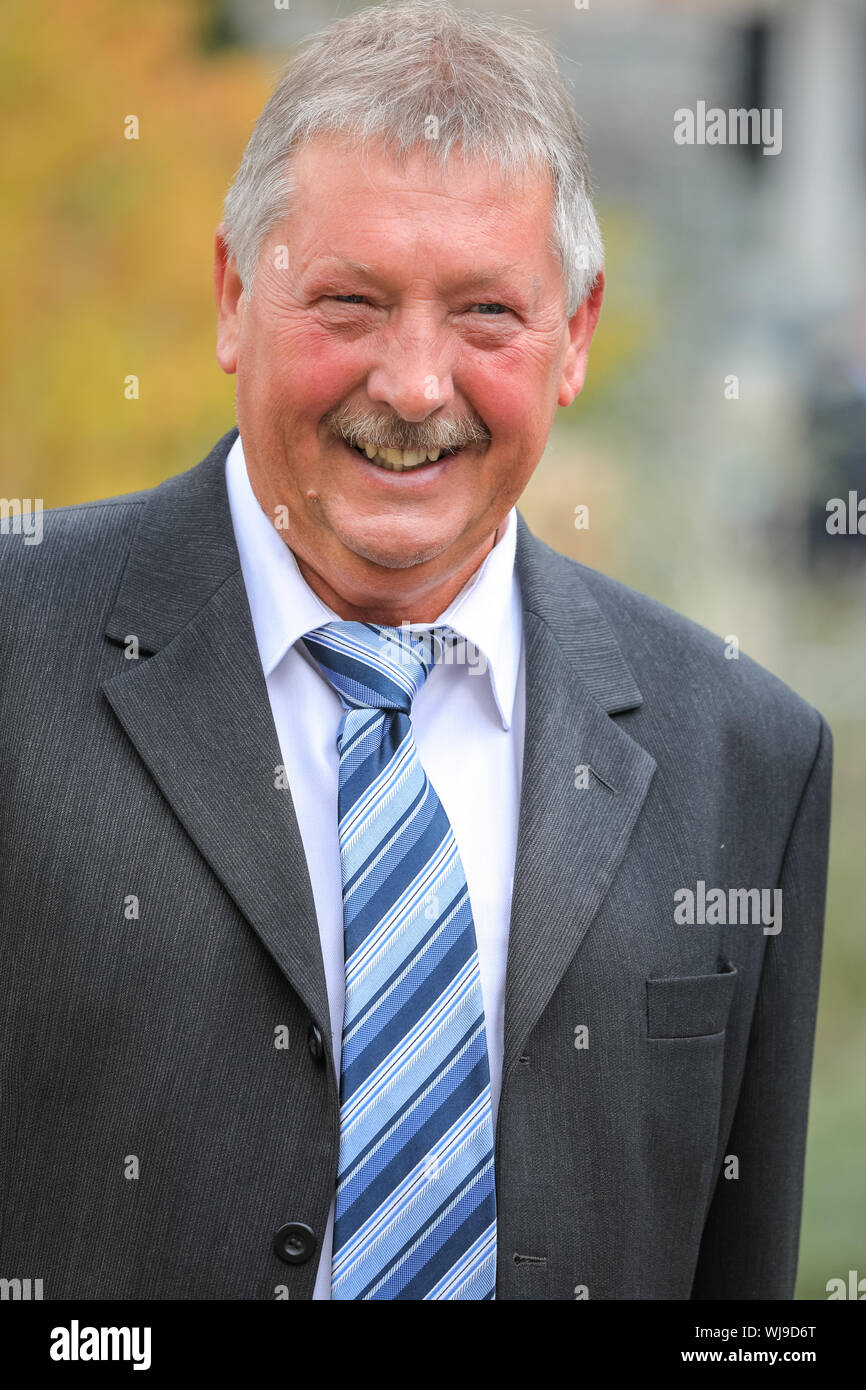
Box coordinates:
[557,270,605,407]
[214,223,245,375]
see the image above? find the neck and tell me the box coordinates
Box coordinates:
[294,522,504,624]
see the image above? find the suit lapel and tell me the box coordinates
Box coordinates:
[102,429,330,1033]
[503,519,657,1075]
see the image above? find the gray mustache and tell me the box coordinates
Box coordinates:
[325,403,491,453]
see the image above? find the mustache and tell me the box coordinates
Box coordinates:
[323,403,491,453]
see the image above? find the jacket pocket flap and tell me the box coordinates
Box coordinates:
[646,959,738,1038]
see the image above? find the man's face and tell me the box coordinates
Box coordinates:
[215,132,602,613]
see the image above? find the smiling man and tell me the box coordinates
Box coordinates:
[0,1,831,1302]
[214,130,601,622]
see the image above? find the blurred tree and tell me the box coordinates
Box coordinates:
[0,0,272,504]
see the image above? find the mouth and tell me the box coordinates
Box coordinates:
[343,436,464,473]
[335,434,469,484]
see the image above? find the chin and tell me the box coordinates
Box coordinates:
[331,518,457,572]
[346,536,450,571]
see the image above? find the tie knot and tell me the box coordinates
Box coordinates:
[302,621,454,714]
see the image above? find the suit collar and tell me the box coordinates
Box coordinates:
[104,427,243,653]
[514,512,643,716]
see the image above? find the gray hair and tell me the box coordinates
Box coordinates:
[222,0,603,317]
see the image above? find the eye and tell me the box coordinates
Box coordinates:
[329,294,370,305]
[469,302,511,315]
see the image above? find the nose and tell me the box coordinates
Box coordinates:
[364,309,456,422]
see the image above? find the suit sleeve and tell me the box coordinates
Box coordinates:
[690,713,833,1300]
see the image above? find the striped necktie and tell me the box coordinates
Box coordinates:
[302,620,497,1300]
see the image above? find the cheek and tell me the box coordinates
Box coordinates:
[465,353,553,450]
[241,318,360,421]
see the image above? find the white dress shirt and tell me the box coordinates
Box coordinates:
[224,434,526,1298]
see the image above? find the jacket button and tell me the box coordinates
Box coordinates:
[308,1024,325,1065]
[274,1222,317,1265]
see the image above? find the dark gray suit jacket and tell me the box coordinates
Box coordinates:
[0,428,832,1299]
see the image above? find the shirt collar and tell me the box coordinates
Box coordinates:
[225,433,521,730]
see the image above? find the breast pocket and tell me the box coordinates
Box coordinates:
[646,957,738,1039]
[642,958,739,1254]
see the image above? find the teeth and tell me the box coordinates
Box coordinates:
[352,437,449,470]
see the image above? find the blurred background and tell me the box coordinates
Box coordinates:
[2,0,863,1297]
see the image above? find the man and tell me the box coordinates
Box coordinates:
[0,2,831,1300]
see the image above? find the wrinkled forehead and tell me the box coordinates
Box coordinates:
[271,131,559,294]
[286,128,553,201]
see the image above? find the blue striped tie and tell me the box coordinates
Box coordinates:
[302,620,497,1300]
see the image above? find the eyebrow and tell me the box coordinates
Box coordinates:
[312,257,538,297]
[319,258,375,277]
[444,263,524,290]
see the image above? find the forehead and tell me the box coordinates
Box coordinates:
[281,132,558,286]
